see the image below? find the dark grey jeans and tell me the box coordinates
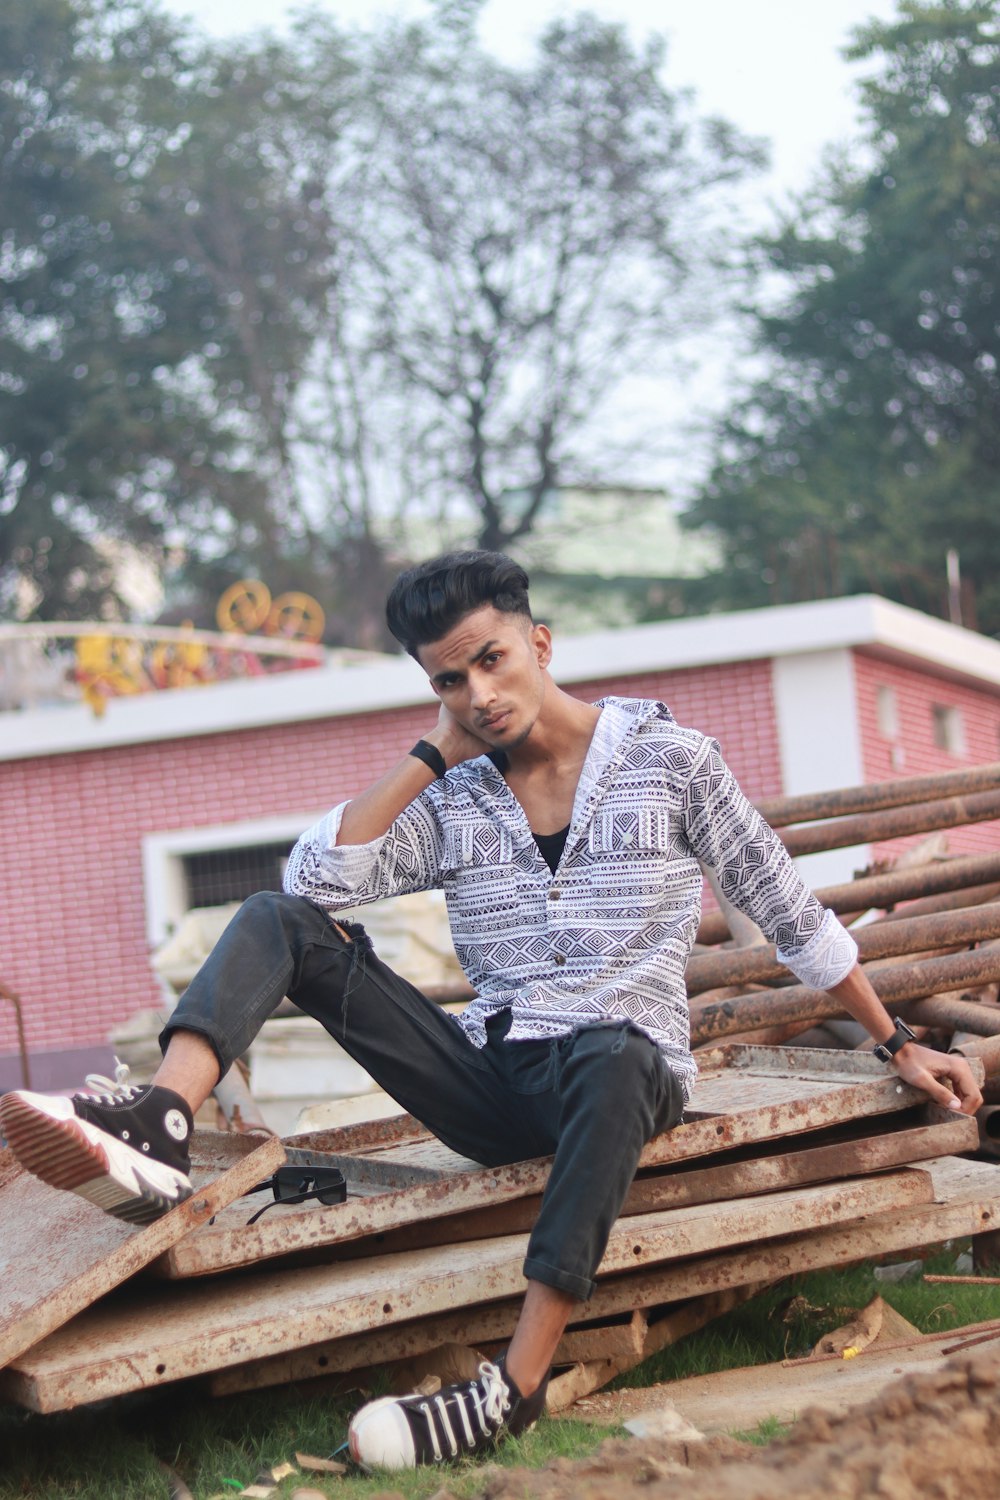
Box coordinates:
[161,890,684,1300]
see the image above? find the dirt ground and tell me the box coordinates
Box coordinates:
[415,1346,1000,1500]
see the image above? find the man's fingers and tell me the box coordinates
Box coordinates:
[921,1073,965,1111]
[934,1054,982,1106]
[895,1049,983,1115]
[927,1060,982,1115]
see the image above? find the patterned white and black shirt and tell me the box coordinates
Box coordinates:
[284,697,858,1099]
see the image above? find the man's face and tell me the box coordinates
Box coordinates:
[416,605,552,749]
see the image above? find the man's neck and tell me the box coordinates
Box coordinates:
[506,684,601,775]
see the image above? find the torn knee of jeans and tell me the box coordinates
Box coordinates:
[330,917,372,950]
[611,1025,631,1056]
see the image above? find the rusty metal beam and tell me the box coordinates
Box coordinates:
[687,902,1000,995]
[755,763,1000,829]
[690,949,1000,1044]
[872,882,1000,925]
[778,789,1000,859]
[0,981,31,1090]
[900,996,1000,1037]
[696,851,1000,947]
[206,1155,1000,1400]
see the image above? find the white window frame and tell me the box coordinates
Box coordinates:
[876,684,899,740]
[931,703,966,757]
[142,812,324,948]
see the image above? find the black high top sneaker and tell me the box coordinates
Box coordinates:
[348,1355,548,1469]
[0,1074,194,1225]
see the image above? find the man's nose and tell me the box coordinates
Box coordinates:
[469,673,497,710]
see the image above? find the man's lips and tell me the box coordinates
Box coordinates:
[480,710,511,732]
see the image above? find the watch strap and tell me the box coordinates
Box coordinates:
[873,1017,916,1063]
[409,739,447,779]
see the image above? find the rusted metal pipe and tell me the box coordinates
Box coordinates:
[690,948,1000,1045]
[687,902,1000,996]
[975,1106,1000,1159]
[873,882,1000,923]
[213,1064,275,1136]
[0,981,31,1090]
[778,789,1000,858]
[696,851,1000,946]
[693,1020,818,1050]
[900,996,1000,1037]
[950,1033,1000,1077]
[755,762,1000,829]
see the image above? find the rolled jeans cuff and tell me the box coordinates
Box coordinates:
[522,1254,594,1303]
[159,1014,233,1079]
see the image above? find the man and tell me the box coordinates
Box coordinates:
[1,550,982,1470]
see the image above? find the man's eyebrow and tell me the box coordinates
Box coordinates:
[430,639,500,686]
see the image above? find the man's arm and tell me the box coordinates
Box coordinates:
[829,963,983,1115]
[337,706,489,845]
[677,735,983,1117]
[284,707,490,908]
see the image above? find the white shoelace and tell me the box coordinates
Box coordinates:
[417,1361,510,1460]
[80,1057,140,1106]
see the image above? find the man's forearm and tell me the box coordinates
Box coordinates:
[827,963,899,1045]
[336,752,438,846]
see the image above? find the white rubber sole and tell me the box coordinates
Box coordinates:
[0,1090,192,1225]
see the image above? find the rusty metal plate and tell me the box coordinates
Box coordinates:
[207,1152,1000,1399]
[0,1167,933,1412]
[158,1047,953,1280]
[0,1132,285,1372]
[270,1113,978,1262]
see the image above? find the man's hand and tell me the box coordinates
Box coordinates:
[424,703,492,769]
[892,1042,983,1116]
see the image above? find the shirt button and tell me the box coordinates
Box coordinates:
[554,953,566,966]
[548,888,560,900]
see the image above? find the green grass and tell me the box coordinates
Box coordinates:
[3,1248,999,1499]
[609,1246,1000,1390]
[732,1415,792,1446]
[0,1384,618,1500]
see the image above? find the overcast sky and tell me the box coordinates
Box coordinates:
[152,0,906,495]
[158,0,903,204]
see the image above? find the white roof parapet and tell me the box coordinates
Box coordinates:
[2,594,999,763]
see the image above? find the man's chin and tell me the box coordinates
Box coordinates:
[498,722,533,753]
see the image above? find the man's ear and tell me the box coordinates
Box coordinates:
[531,621,553,669]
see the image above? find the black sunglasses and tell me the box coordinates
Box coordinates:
[243,1164,347,1225]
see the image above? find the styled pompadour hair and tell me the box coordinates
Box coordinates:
[385,550,532,659]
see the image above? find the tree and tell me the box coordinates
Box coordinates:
[2,0,764,643]
[0,0,339,623]
[320,2,765,556]
[686,1,1000,635]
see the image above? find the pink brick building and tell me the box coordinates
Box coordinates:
[2,594,999,1089]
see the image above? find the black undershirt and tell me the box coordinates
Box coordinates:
[533,824,570,875]
[488,750,568,875]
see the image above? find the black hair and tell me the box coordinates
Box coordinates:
[385,550,532,658]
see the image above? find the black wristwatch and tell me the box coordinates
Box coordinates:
[872,1017,916,1063]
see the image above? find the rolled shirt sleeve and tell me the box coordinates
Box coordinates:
[283,794,445,910]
